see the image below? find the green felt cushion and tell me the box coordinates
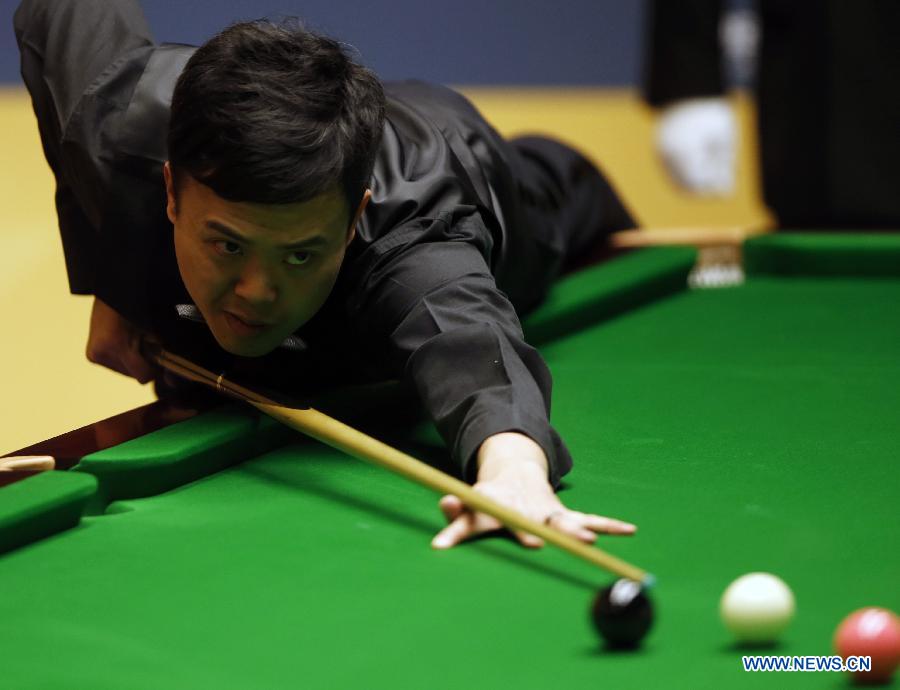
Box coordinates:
[0,471,97,555]
[75,406,294,510]
[746,233,900,277]
[523,247,694,345]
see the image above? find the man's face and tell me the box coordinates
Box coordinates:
[164,163,365,357]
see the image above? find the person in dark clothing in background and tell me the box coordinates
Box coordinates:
[645,0,900,229]
[15,0,637,549]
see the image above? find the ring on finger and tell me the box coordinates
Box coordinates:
[543,510,565,526]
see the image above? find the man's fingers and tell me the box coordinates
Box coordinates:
[434,495,476,549]
[513,531,544,549]
[86,343,125,375]
[433,496,636,551]
[88,347,156,383]
[438,494,464,524]
[121,347,157,384]
[431,514,473,549]
[575,528,598,543]
[85,297,157,384]
[583,514,637,535]
[543,511,636,542]
[433,496,509,549]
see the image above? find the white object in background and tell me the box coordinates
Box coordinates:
[657,97,737,196]
[721,7,761,87]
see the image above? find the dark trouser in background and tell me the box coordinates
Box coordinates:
[512,135,635,275]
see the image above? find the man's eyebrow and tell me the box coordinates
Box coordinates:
[205,220,329,250]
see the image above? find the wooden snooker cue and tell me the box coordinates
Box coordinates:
[145,344,652,585]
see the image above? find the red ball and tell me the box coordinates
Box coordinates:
[833,607,900,684]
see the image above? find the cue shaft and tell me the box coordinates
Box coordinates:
[144,342,651,583]
[151,348,278,405]
[254,402,649,583]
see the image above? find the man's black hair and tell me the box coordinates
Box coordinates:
[168,19,385,214]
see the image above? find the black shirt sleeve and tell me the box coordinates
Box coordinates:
[14,0,163,325]
[346,209,573,490]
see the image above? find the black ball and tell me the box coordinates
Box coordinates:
[591,579,654,648]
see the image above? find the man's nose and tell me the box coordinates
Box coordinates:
[233,260,278,304]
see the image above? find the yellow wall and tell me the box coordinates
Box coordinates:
[0,86,769,453]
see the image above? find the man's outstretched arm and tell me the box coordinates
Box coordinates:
[348,220,637,548]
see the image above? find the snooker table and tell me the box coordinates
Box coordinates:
[2,233,898,689]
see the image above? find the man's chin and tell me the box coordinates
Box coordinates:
[222,341,275,357]
[211,328,281,358]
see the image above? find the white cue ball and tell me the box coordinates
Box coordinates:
[720,572,795,643]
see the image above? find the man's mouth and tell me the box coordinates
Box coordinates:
[223,311,272,336]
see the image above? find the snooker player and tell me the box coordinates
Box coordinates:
[15,0,638,550]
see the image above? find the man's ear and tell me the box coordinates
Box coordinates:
[163,162,177,224]
[346,189,371,246]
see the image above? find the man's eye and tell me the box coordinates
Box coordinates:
[286,251,311,266]
[214,240,242,256]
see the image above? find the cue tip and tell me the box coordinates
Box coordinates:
[641,573,657,591]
